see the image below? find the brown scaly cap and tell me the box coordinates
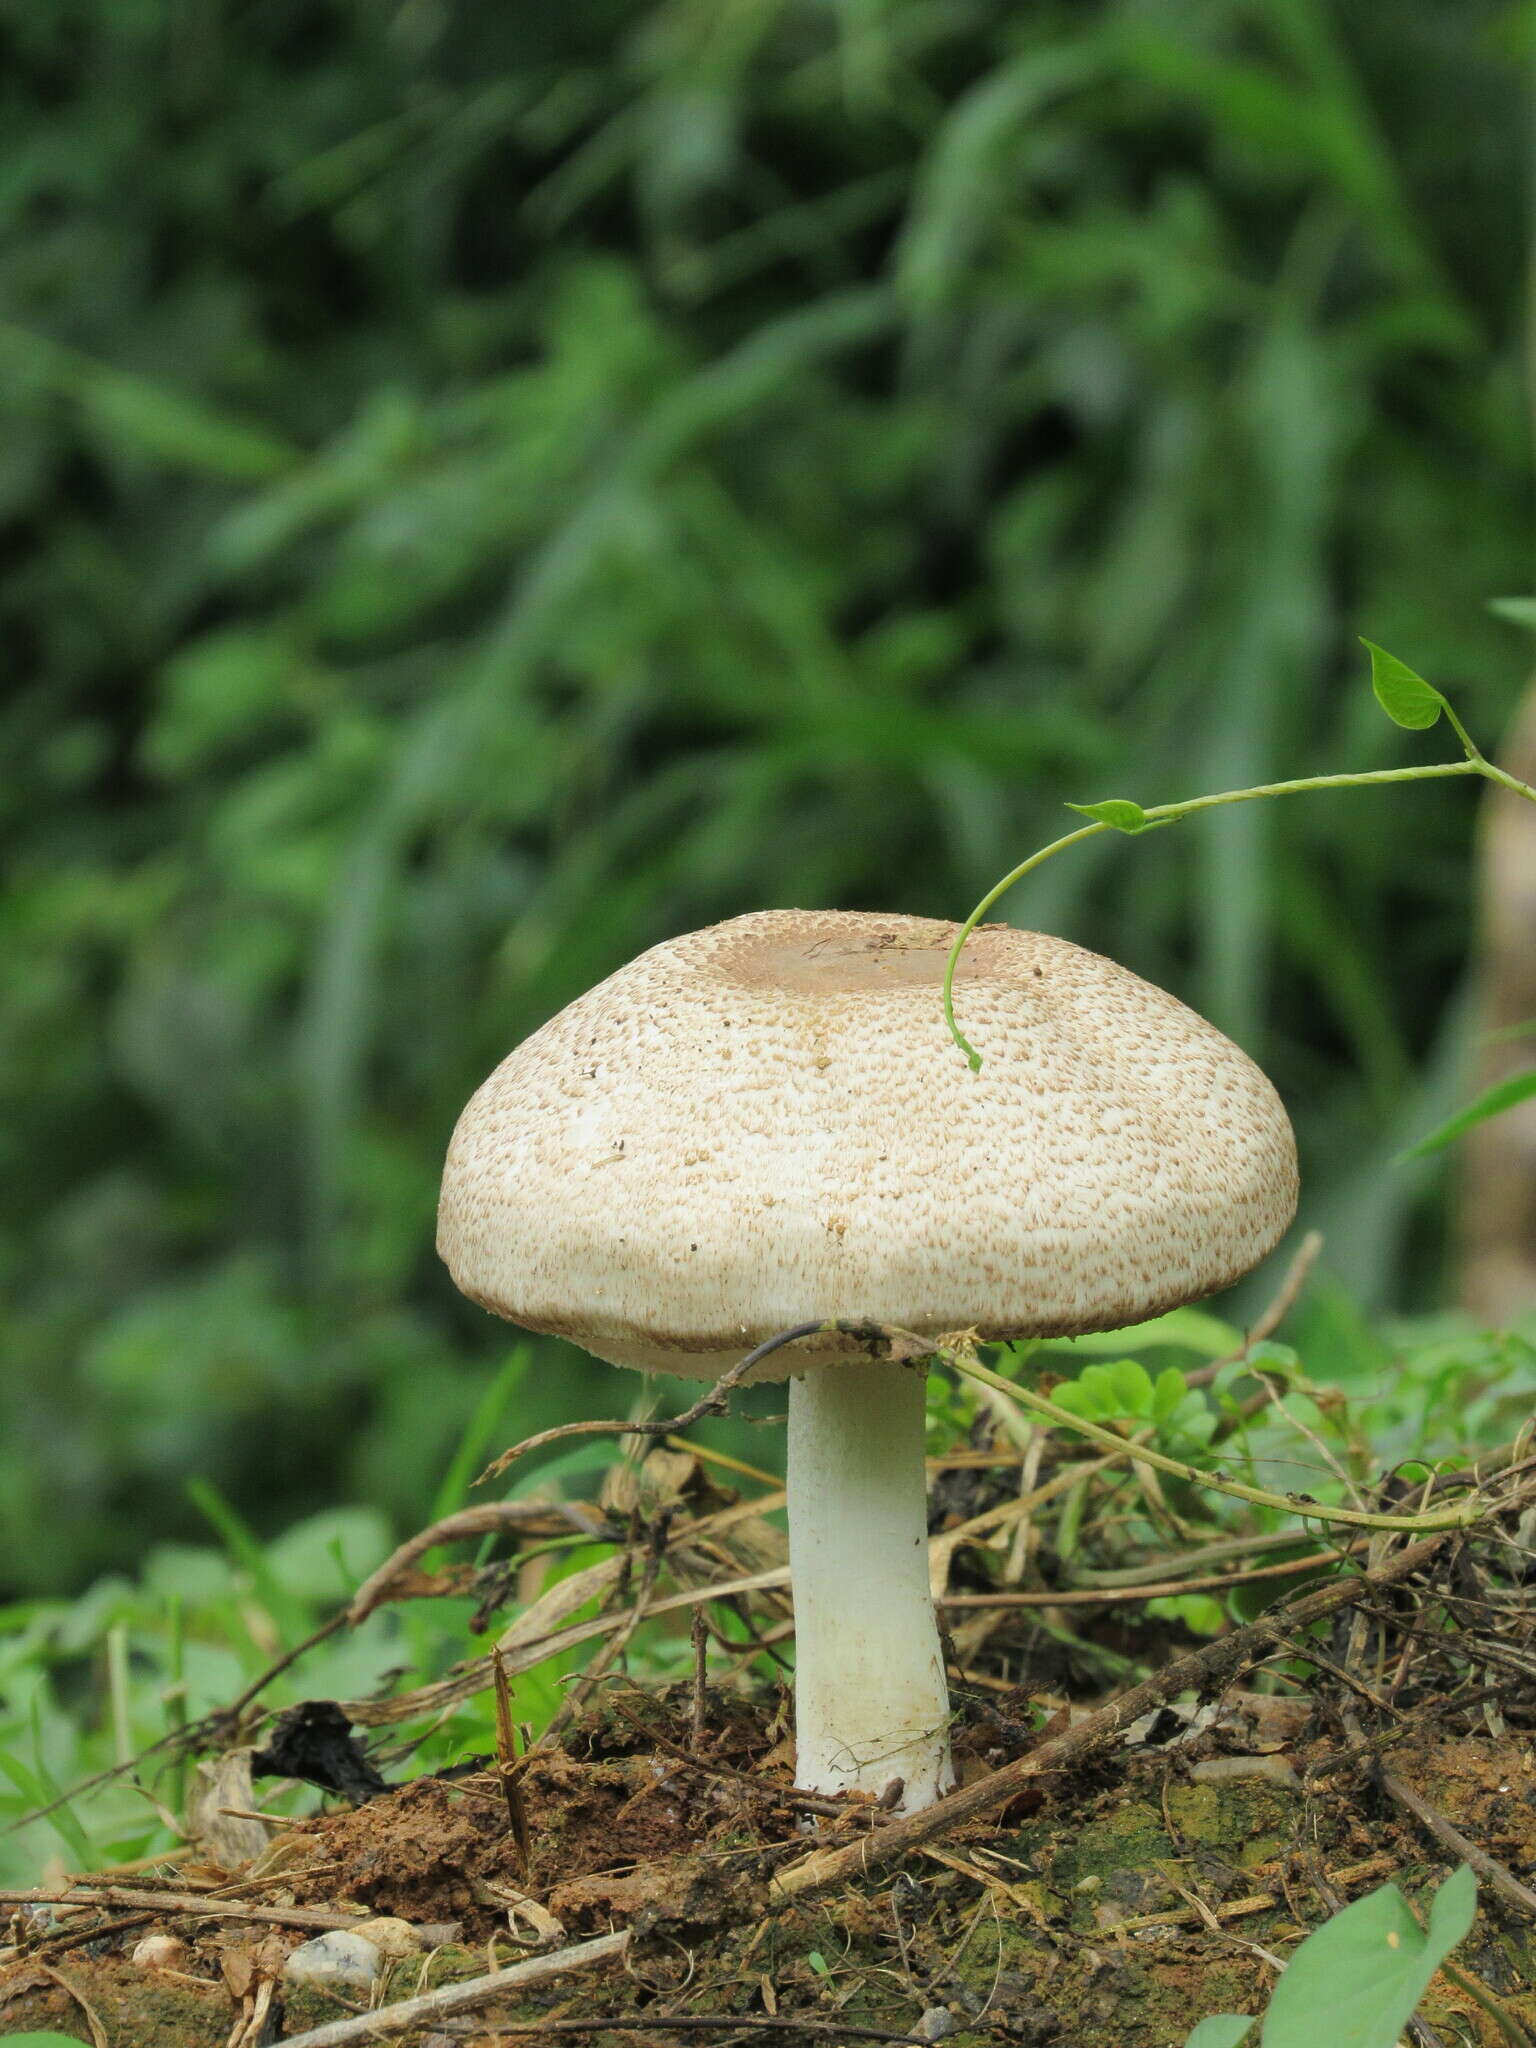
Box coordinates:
[437,910,1299,1377]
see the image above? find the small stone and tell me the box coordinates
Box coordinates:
[916,2009,958,2041]
[132,1934,188,1970]
[350,1916,421,1959]
[282,1930,384,1994]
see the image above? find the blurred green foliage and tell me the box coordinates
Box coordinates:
[1,0,1531,1596]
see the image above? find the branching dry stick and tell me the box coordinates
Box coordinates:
[1339,1701,1536,1920]
[275,1928,632,2048]
[340,1565,792,1727]
[426,2020,935,2043]
[0,1885,366,1930]
[349,1501,611,1625]
[770,1531,1452,1901]
[476,1322,839,1488]
[1379,1767,1536,1919]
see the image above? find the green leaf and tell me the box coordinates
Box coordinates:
[1489,596,1536,629]
[0,321,296,480]
[1107,1358,1154,1415]
[806,1950,831,1977]
[1152,1366,1188,1423]
[431,1345,531,1522]
[1078,1364,1119,1416]
[266,1506,391,1602]
[1043,1307,1242,1360]
[1167,1393,1216,1446]
[1065,798,1153,832]
[1427,1861,1478,1950]
[1360,639,1446,731]
[0,1744,92,1869]
[1260,1864,1476,2048]
[1401,1069,1536,1159]
[1243,1341,1300,1377]
[1183,2015,1254,2047]
[1147,1593,1226,1636]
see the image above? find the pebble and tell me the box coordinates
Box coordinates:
[350,1916,421,1959]
[916,2008,959,2041]
[282,1929,385,1994]
[132,1934,188,1971]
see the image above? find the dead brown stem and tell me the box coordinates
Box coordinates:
[1373,1757,1536,1918]
[476,1321,858,1490]
[0,1885,367,1931]
[431,2019,935,2042]
[350,1503,607,1626]
[275,1928,631,2046]
[691,1605,709,1751]
[492,1650,533,1873]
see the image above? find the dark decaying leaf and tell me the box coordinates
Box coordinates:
[250,1700,388,1805]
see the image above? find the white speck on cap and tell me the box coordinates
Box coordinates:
[438,911,1298,1377]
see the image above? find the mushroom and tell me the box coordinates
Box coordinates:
[438,910,1298,1812]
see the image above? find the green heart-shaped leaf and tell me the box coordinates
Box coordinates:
[1183,2019,1254,2048]
[1361,640,1446,731]
[1259,1864,1475,2048]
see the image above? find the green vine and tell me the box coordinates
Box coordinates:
[943,1345,1480,1536]
[943,643,1536,1073]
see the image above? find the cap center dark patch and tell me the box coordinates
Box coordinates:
[718,916,1009,993]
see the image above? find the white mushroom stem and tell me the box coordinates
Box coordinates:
[786,1360,955,1812]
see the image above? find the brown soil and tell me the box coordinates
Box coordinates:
[5,1683,1536,2047]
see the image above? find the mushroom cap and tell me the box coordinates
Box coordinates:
[438,911,1298,1378]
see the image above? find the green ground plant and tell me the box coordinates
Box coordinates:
[1183,1864,1481,2048]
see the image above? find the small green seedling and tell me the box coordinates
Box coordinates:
[1181,1864,1477,2048]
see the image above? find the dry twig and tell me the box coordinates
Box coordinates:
[275,1928,631,2047]
[475,1322,853,1489]
[349,1503,605,1626]
[0,1885,366,1931]
[1364,1741,1536,1918]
